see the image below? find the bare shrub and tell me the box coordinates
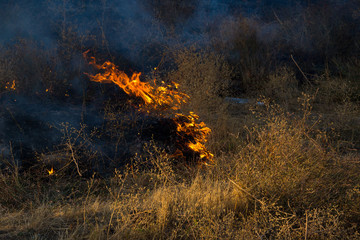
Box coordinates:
[143,0,197,26]
[229,95,327,204]
[315,71,354,105]
[1,94,360,239]
[38,123,100,177]
[263,66,299,103]
[211,16,275,95]
[0,39,74,98]
[166,47,232,120]
[217,94,359,212]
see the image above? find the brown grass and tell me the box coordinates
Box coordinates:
[1,92,359,239]
[1,2,360,239]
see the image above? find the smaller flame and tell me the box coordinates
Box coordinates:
[5,80,16,90]
[173,112,214,162]
[48,167,54,175]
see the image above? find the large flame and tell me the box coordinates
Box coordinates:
[85,54,213,164]
[86,55,189,112]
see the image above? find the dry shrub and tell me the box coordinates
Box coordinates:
[211,94,360,237]
[230,95,327,204]
[1,95,360,239]
[211,16,275,94]
[143,0,197,27]
[162,46,235,158]
[263,66,299,103]
[108,173,248,240]
[226,94,360,211]
[38,123,100,177]
[240,204,354,239]
[167,47,232,121]
[315,72,354,105]
[311,63,360,148]
[0,39,73,97]
[331,58,360,102]
[275,1,360,61]
[0,23,94,99]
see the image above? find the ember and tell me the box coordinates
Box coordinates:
[48,167,54,175]
[85,54,214,164]
[5,80,16,90]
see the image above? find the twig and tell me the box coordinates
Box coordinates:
[107,191,119,238]
[305,210,308,240]
[228,178,265,206]
[273,10,284,26]
[83,173,95,224]
[291,54,312,86]
[6,108,24,133]
[67,141,82,176]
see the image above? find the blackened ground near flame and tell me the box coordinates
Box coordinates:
[85,54,214,164]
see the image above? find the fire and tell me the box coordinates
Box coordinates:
[86,54,189,112]
[5,80,16,90]
[48,167,54,175]
[85,54,214,164]
[173,112,214,161]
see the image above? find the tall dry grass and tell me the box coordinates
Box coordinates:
[0,1,360,239]
[165,47,232,118]
[1,93,359,239]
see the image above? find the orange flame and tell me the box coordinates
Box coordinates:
[5,80,16,90]
[85,54,213,164]
[86,55,189,112]
[173,112,214,161]
[48,167,54,175]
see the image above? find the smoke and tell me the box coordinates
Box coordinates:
[0,1,56,48]
[0,0,277,66]
[0,94,101,162]
[0,0,359,173]
[1,0,357,57]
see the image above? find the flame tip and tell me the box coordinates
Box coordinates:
[48,167,54,175]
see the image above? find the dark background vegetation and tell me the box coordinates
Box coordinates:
[0,0,360,239]
[1,0,359,95]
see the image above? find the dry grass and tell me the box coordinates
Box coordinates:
[1,1,360,239]
[165,47,232,119]
[1,93,360,239]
